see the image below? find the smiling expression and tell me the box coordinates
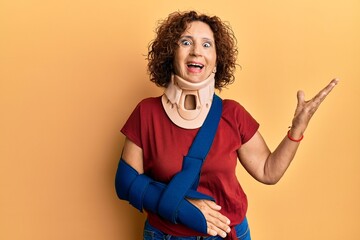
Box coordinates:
[173,21,217,83]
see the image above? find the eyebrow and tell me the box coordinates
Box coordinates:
[180,35,214,42]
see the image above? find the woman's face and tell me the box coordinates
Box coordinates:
[173,21,217,83]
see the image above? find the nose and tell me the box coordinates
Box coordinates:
[190,42,202,56]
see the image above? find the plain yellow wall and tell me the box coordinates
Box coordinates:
[1,0,359,239]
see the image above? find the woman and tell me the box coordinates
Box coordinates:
[115,11,338,240]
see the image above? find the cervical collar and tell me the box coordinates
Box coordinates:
[161,73,215,129]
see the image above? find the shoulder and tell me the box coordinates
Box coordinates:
[124,96,163,123]
[121,96,163,146]
[133,96,162,112]
[137,96,162,107]
[221,98,259,126]
[221,98,260,143]
[222,98,247,114]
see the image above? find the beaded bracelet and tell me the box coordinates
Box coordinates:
[287,129,304,142]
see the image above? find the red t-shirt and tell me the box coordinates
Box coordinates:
[121,96,259,236]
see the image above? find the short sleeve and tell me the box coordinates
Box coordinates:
[121,102,143,148]
[222,99,259,145]
[238,104,259,144]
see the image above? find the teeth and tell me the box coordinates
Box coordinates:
[188,63,204,69]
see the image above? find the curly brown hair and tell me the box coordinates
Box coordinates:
[147,11,238,90]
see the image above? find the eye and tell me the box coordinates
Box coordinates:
[203,42,212,48]
[180,39,191,46]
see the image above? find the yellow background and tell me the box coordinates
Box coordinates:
[1,0,359,239]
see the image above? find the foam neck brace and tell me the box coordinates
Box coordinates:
[162,73,215,129]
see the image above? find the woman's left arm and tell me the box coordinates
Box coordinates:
[238,79,339,184]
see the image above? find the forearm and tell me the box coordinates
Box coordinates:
[240,79,337,185]
[115,158,215,233]
[264,128,303,184]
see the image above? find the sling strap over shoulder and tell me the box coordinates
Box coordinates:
[157,94,223,223]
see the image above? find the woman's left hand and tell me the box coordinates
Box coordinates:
[290,78,339,138]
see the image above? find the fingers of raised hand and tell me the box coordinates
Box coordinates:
[306,78,339,113]
[297,90,305,104]
[313,78,339,103]
[295,90,306,115]
[296,79,339,117]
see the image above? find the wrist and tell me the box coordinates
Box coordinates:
[287,127,304,142]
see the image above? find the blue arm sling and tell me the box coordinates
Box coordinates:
[157,94,222,222]
[115,94,222,233]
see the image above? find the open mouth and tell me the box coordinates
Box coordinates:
[187,63,204,70]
